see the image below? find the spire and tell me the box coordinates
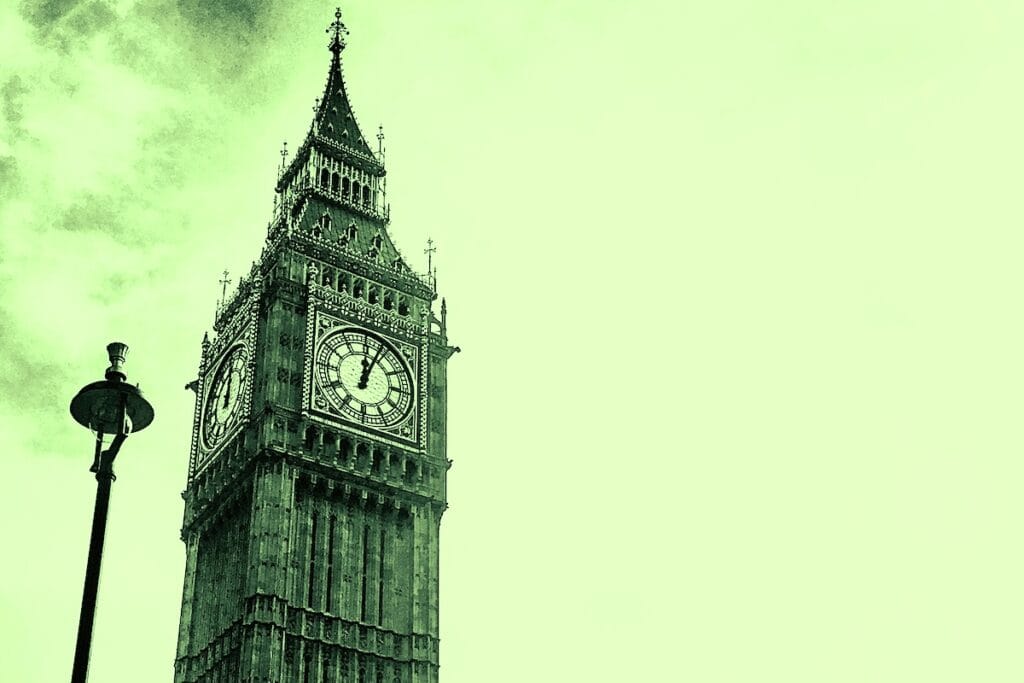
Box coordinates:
[312,6,378,163]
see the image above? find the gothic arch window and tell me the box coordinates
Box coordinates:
[331,172,341,194]
[362,185,371,204]
[342,176,351,198]
[313,213,331,239]
[398,298,409,316]
[337,221,358,249]
[327,123,335,134]
[383,292,394,311]
[319,168,331,188]
[338,436,353,465]
[368,286,379,305]
[353,278,364,299]
[367,233,383,259]
[352,181,361,203]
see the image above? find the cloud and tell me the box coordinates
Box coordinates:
[0,0,311,457]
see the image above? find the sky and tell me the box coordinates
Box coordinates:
[3,0,1024,680]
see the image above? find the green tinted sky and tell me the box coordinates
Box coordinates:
[3,1,1024,680]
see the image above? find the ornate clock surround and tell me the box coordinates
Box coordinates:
[303,289,426,447]
[190,296,259,479]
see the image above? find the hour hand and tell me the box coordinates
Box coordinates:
[357,357,371,389]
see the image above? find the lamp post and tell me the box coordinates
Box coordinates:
[68,342,154,683]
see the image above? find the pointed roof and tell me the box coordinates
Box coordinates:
[312,8,379,165]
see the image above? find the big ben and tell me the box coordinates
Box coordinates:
[174,8,456,682]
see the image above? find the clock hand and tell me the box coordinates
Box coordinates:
[368,343,386,371]
[358,356,371,389]
[358,339,386,390]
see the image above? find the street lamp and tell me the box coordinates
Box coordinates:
[68,342,154,683]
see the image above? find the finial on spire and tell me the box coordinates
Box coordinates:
[377,125,385,159]
[278,141,288,177]
[425,238,437,290]
[218,270,231,309]
[328,7,349,55]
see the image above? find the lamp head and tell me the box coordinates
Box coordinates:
[70,342,154,437]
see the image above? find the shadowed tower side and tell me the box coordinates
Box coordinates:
[174,9,456,682]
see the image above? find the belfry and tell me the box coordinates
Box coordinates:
[174,9,455,682]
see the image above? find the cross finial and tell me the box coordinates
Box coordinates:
[328,7,348,54]
[218,270,231,308]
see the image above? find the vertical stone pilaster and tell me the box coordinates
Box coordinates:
[174,532,200,683]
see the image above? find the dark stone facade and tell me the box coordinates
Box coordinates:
[174,11,454,682]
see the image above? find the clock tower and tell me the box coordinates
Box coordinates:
[174,10,456,682]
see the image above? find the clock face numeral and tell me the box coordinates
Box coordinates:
[202,345,248,450]
[315,328,414,428]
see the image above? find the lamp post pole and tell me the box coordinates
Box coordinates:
[68,343,154,683]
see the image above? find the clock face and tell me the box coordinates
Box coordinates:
[315,328,414,428]
[202,344,248,449]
